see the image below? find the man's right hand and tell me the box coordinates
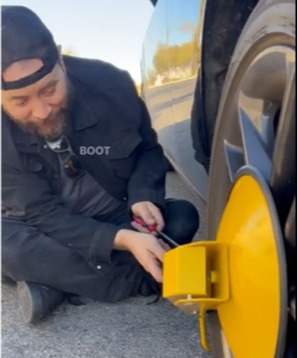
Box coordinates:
[113,229,168,283]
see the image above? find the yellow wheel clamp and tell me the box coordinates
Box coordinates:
[163,167,288,358]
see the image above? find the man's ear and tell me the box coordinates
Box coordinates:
[57,45,66,72]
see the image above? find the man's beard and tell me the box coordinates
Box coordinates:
[7,83,73,142]
[12,108,70,142]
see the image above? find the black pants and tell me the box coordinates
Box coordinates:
[2,199,199,302]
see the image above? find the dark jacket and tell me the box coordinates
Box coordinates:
[2,56,167,265]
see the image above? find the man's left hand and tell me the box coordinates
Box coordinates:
[131,201,165,232]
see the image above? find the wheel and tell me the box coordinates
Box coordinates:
[207,0,296,357]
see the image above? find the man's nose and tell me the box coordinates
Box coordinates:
[31,100,52,121]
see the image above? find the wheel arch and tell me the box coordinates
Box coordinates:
[192,0,260,171]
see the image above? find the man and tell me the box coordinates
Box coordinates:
[1,6,199,324]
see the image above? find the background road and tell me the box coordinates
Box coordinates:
[1,172,210,358]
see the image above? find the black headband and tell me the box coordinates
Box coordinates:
[2,49,59,90]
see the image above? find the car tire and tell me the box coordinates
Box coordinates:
[207,0,296,357]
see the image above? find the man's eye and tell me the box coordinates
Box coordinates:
[44,87,56,96]
[16,100,29,107]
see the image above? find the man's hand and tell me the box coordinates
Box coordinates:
[131,201,165,232]
[114,229,169,282]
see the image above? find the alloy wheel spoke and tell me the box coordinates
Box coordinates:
[239,108,272,180]
[224,140,244,182]
[238,92,278,155]
[259,104,279,157]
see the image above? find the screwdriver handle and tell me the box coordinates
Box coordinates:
[132,215,179,248]
[132,215,157,233]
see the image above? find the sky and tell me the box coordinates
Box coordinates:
[1,0,154,84]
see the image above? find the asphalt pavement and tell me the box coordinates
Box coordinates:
[1,172,210,358]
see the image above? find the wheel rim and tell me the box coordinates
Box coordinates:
[208,44,296,357]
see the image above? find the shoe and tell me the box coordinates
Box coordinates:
[17,281,64,324]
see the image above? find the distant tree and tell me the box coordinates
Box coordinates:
[153,43,169,74]
[152,23,202,78]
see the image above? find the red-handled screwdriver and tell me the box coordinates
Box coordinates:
[132,215,179,248]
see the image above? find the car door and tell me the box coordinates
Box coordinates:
[141,0,180,166]
[166,0,208,200]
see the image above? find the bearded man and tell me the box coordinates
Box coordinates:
[1,6,199,323]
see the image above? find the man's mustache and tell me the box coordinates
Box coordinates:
[9,107,69,141]
[30,110,64,127]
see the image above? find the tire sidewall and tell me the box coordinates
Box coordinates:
[226,0,295,92]
[208,0,296,241]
